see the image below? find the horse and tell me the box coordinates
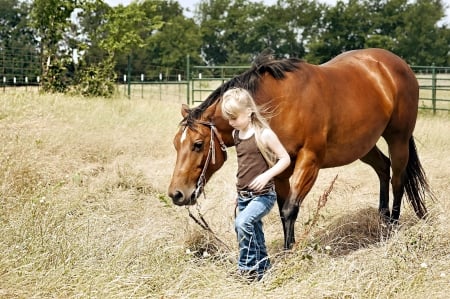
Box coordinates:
[167,48,433,250]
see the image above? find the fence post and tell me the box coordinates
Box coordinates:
[127,55,131,99]
[431,63,436,114]
[141,73,144,99]
[186,55,190,105]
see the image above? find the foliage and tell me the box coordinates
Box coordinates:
[75,0,165,95]
[40,57,73,93]
[0,0,39,83]
[29,0,78,92]
[75,58,116,97]
[115,0,202,80]
[96,2,155,57]
[395,0,449,65]
[306,0,449,65]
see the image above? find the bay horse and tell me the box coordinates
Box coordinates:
[168,48,433,249]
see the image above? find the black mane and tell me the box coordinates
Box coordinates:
[183,53,301,126]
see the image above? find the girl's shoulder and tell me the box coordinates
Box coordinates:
[260,127,276,139]
[260,127,279,145]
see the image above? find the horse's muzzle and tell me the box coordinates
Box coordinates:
[168,189,197,206]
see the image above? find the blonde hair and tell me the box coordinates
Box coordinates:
[221,88,276,166]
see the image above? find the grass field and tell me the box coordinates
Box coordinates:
[0,92,449,298]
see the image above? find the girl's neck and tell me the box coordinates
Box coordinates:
[239,123,254,139]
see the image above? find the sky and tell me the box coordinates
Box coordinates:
[105,0,449,25]
[106,0,335,8]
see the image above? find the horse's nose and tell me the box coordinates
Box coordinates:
[168,190,184,205]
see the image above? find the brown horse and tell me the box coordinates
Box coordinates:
[168,48,433,249]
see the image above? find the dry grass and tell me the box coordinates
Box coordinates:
[0,91,449,298]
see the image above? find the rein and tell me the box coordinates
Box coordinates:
[182,120,230,250]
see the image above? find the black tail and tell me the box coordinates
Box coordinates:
[404,137,434,218]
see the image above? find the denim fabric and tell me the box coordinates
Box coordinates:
[235,190,276,277]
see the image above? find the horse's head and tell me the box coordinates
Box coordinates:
[168,103,230,206]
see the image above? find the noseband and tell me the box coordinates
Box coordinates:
[183,120,228,200]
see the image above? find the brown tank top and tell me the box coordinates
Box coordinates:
[233,130,274,191]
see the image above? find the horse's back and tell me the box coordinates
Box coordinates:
[259,48,419,167]
[324,48,418,108]
[327,48,419,139]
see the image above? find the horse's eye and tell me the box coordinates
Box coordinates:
[193,141,203,152]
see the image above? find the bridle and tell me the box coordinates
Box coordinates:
[182,120,228,200]
[194,120,227,199]
[180,120,231,251]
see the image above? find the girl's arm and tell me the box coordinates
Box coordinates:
[248,129,290,191]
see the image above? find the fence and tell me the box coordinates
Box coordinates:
[411,65,450,113]
[185,65,450,113]
[1,55,449,113]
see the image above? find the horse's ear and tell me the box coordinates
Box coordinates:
[181,104,189,117]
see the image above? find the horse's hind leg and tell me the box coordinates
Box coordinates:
[360,146,391,220]
[386,138,410,222]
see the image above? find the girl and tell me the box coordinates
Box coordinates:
[221,88,290,281]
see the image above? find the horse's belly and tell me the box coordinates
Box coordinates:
[322,132,383,167]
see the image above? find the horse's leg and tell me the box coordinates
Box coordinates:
[386,139,409,222]
[274,177,291,247]
[280,150,320,249]
[359,145,391,220]
[388,136,430,221]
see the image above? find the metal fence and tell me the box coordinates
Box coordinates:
[1,55,449,113]
[411,66,450,113]
[185,65,450,113]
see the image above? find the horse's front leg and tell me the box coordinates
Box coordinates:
[281,150,321,250]
[274,177,292,248]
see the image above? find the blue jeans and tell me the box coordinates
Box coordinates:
[235,190,276,276]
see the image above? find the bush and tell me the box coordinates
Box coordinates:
[76,60,116,97]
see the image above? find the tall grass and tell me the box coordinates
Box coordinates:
[0,93,448,298]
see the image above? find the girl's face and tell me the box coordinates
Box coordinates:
[227,108,251,131]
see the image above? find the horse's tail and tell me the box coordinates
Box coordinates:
[404,137,434,218]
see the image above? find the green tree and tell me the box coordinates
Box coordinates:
[198,0,239,65]
[116,0,202,81]
[306,0,370,63]
[394,0,448,65]
[77,0,163,96]
[197,0,268,65]
[305,0,449,65]
[261,0,323,58]
[0,0,39,84]
[363,0,409,51]
[77,0,112,66]
[30,0,78,92]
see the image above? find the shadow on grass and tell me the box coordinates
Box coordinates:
[309,207,420,256]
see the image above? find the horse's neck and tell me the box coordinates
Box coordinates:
[210,103,234,147]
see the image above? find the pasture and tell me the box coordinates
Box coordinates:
[0,92,449,298]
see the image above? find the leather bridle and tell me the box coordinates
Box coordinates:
[182,120,228,200]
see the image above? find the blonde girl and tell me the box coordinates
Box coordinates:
[221,88,290,281]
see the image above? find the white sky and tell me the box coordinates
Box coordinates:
[105,0,449,25]
[106,0,337,8]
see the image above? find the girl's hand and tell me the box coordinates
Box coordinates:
[249,173,271,191]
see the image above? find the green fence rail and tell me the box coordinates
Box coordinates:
[411,65,450,113]
[188,65,450,113]
[1,53,449,113]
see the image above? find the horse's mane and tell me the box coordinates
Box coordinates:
[183,52,302,126]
